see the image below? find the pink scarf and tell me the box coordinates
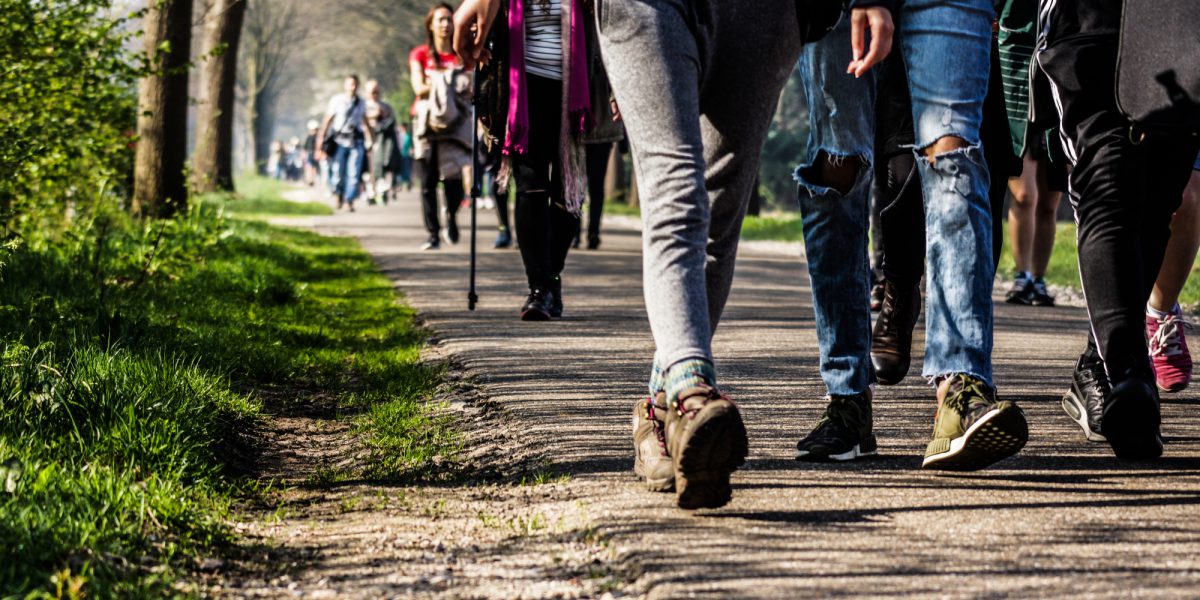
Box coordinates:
[503,0,592,155]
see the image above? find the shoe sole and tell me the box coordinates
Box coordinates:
[1061,387,1106,442]
[796,435,878,462]
[1102,385,1163,460]
[922,406,1028,471]
[520,308,552,322]
[674,402,748,510]
[1005,297,1033,306]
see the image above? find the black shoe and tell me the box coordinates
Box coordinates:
[520,288,554,321]
[493,228,512,249]
[796,391,877,461]
[587,237,601,250]
[419,237,440,251]
[870,278,885,313]
[1031,278,1055,306]
[871,279,922,385]
[1005,272,1034,305]
[550,290,563,318]
[1102,374,1164,460]
[572,235,581,249]
[1062,352,1108,442]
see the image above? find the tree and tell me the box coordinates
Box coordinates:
[134,0,195,218]
[192,0,248,193]
[239,0,304,173]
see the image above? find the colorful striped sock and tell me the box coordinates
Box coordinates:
[648,358,666,397]
[665,359,717,408]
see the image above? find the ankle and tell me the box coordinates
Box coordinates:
[664,359,717,409]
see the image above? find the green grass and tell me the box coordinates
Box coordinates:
[740,214,804,242]
[204,176,333,218]
[0,181,446,596]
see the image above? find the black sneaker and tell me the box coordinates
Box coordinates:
[1102,374,1164,460]
[1062,351,1108,442]
[493,228,512,249]
[520,288,554,321]
[796,391,877,462]
[1005,272,1034,305]
[419,237,440,251]
[1031,278,1055,306]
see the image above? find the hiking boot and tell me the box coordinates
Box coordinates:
[871,279,922,385]
[665,386,748,510]
[795,391,877,462]
[922,374,1027,471]
[1062,351,1108,442]
[1005,272,1034,305]
[870,278,885,313]
[520,288,554,321]
[632,394,674,492]
[1147,305,1193,392]
[1102,373,1163,460]
[1031,277,1055,307]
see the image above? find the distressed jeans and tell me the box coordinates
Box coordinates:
[330,140,365,205]
[795,0,996,392]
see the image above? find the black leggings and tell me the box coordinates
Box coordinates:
[1040,0,1200,379]
[514,75,578,290]
[420,140,464,238]
[577,142,612,244]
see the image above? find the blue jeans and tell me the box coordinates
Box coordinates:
[330,141,365,204]
[796,0,996,393]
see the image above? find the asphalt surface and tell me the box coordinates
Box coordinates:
[309,190,1200,599]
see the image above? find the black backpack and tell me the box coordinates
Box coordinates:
[1116,0,1200,135]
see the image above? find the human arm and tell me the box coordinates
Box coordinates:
[411,57,431,99]
[452,0,502,69]
[845,4,894,78]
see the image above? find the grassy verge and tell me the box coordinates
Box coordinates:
[0,178,446,597]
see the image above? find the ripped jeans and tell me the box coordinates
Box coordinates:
[795,0,996,394]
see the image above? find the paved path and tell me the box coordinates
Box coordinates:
[308,190,1200,598]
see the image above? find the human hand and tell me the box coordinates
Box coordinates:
[610,98,621,122]
[846,7,894,78]
[453,0,502,69]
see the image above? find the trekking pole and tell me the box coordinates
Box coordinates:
[467,65,481,311]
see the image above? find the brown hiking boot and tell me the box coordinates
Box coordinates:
[632,394,675,492]
[664,386,748,510]
[871,279,922,385]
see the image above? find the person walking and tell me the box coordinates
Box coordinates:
[1145,168,1200,394]
[303,120,320,187]
[1039,0,1200,459]
[316,74,374,212]
[793,1,1028,471]
[411,3,471,249]
[456,0,889,508]
[364,79,402,206]
[466,0,617,320]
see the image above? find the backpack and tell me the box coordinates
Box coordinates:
[428,70,467,134]
[1116,0,1200,135]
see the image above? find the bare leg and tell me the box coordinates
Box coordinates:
[1149,171,1200,312]
[1030,158,1062,278]
[1007,153,1038,273]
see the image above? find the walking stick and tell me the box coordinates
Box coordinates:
[468,66,481,311]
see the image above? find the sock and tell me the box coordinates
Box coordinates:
[648,358,665,398]
[1146,303,1179,320]
[664,359,718,408]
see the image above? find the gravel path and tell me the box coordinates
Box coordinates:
[236,188,1200,599]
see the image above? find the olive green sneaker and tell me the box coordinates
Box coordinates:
[632,393,674,492]
[922,374,1028,471]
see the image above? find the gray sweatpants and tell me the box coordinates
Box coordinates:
[597,0,803,374]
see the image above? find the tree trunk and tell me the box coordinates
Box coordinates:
[192,0,247,193]
[251,90,276,175]
[133,0,194,218]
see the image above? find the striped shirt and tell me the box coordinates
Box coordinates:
[525,0,563,80]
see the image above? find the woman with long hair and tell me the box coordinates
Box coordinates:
[410,3,471,250]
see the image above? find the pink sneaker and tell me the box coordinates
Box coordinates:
[1147,305,1193,393]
